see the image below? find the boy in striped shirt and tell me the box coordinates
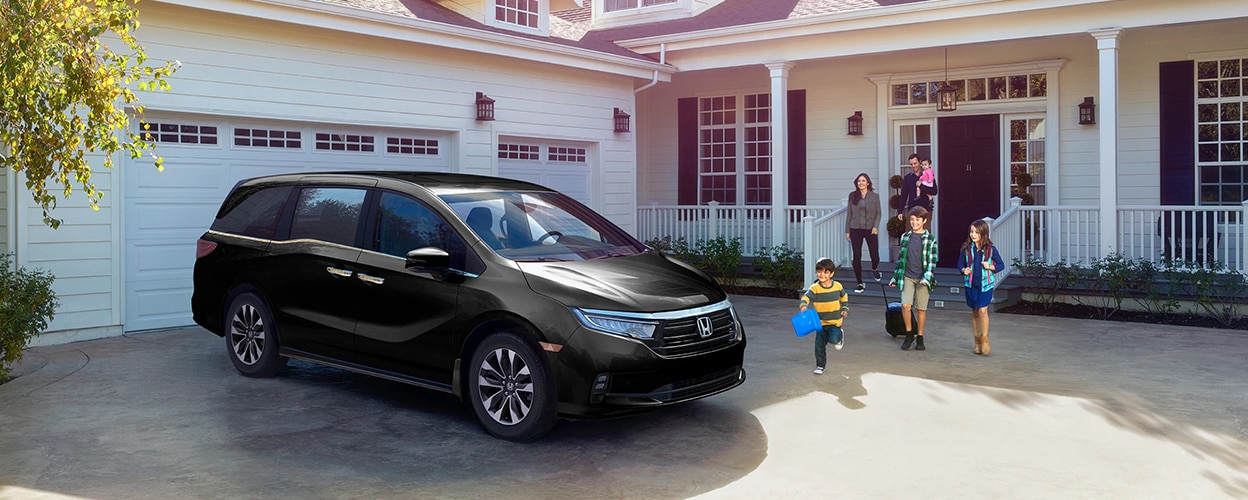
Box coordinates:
[799,258,848,375]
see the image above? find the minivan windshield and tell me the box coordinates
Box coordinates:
[440,190,648,262]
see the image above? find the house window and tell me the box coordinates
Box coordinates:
[141,122,218,145]
[499,143,541,160]
[698,93,771,205]
[1196,58,1248,205]
[603,0,677,12]
[386,137,438,156]
[495,0,539,28]
[1008,117,1047,205]
[234,128,301,149]
[316,133,375,152]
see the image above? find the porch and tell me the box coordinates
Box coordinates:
[636,200,1248,286]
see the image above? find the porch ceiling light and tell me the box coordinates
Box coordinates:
[936,48,956,112]
[475,92,495,121]
[1079,96,1096,125]
[614,108,631,133]
[847,111,863,136]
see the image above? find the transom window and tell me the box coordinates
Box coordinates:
[141,122,218,145]
[892,73,1047,107]
[234,128,301,149]
[698,93,771,205]
[603,0,677,12]
[1008,117,1047,205]
[495,0,539,28]
[1196,58,1248,205]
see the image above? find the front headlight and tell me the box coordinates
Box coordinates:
[573,309,659,340]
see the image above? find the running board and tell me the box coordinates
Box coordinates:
[280,348,454,394]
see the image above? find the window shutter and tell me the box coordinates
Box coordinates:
[677,97,699,205]
[787,89,807,205]
[1159,60,1194,205]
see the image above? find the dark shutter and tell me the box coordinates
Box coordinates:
[787,89,807,205]
[677,97,699,205]
[1159,60,1194,205]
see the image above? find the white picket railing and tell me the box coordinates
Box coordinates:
[638,200,1248,276]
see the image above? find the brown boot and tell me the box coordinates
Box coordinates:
[980,333,990,356]
[973,333,982,355]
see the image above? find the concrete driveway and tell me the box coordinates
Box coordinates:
[1,294,1246,499]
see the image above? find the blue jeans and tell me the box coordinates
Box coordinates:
[814,325,843,367]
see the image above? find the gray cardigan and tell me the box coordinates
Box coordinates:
[846,190,881,231]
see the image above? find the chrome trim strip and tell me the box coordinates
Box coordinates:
[577,299,733,320]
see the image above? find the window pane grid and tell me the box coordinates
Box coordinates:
[1196,58,1248,204]
[141,122,219,145]
[1008,118,1047,205]
[698,93,771,205]
[495,0,538,28]
[498,143,540,160]
[890,73,1047,106]
[386,137,439,156]
[234,128,302,149]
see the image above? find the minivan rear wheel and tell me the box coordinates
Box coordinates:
[225,292,287,377]
[468,332,557,442]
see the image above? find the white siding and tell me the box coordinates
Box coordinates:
[0,166,7,254]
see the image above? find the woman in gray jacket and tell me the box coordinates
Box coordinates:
[845,173,882,293]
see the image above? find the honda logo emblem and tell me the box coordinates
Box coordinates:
[696,316,713,338]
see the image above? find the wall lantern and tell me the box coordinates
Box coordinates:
[847,111,863,136]
[614,108,631,133]
[475,92,495,121]
[1078,96,1096,125]
[936,48,956,112]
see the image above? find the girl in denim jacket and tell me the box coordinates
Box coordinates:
[957,219,1005,355]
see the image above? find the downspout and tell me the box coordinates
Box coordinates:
[634,43,665,94]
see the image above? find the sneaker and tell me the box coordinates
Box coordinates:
[915,335,926,351]
[813,366,825,375]
[833,333,844,351]
[854,283,865,294]
[873,270,882,282]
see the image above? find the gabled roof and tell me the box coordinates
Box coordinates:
[318,0,932,61]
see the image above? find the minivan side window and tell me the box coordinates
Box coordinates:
[210,185,293,239]
[289,187,366,246]
[374,192,460,258]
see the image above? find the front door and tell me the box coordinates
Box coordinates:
[937,115,1000,267]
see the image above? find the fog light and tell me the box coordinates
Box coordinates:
[590,373,610,404]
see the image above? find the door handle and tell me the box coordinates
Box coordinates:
[358,273,384,285]
[326,267,353,277]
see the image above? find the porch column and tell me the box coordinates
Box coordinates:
[766,61,794,250]
[1092,28,1122,256]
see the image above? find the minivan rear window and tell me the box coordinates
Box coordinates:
[289,187,367,246]
[211,185,292,239]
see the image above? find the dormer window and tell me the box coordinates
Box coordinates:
[603,0,676,12]
[496,0,540,29]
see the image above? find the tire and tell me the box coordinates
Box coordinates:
[467,332,557,442]
[224,292,287,377]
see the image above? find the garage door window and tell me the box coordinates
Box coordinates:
[235,128,302,148]
[548,147,586,163]
[387,137,439,156]
[316,133,376,152]
[499,143,541,160]
[141,122,218,145]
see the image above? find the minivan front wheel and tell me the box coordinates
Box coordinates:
[224,292,287,377]
[468,332,557,442]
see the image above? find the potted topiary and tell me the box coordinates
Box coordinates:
[886,216,907,261]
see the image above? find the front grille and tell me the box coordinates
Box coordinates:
[647,366,743,402]
[652,308,737,357]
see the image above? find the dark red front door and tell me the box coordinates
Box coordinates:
[936,115,1000,267]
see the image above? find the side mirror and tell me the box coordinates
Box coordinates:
[405,247,451,275]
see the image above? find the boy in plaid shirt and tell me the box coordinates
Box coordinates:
[889,206,937,351]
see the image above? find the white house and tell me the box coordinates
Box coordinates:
[4,0,1246,345]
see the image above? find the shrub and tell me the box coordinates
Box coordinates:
[1072,252,1149,319]
[696,236,744,290]
[1,253,59,380]
[1012,257,1082,311]
[754,244,803,292]
[643,235,697,264]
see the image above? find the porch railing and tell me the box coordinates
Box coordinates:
[636,202,839,256]
[637,200,1248,277]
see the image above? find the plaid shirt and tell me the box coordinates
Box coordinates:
[891,230,938,290]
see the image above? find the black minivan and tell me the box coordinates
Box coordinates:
[191,171,746,441]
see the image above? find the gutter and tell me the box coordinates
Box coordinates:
[634,43,666,94]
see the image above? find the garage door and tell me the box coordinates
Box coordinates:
[496,140,592,206]
[124,115,448,332]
